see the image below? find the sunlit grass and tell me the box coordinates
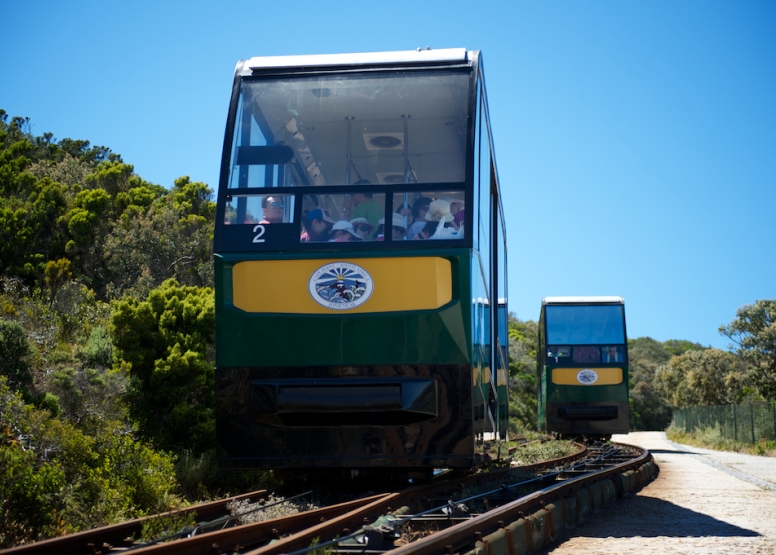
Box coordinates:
[666,424,776,457]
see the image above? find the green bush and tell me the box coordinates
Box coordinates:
[0,377,183,545]
[78,325,112,368]
[111,279,215,453]
[0,319,32,392]
[0,441,68,547]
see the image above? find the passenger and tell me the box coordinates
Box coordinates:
[390,213,408,241]
[453,208,465,228]
[407,196,432,239]
[395,203,413,229]
[603,346,622,363]
[449,208,465,238]
[349,217,374,241]
[443,197,464,216]
[573,346,600,363]
[300,208,335,242]
[341,181,382,229]
[415,221,438,240]
[374,218,385,241]
[329,220,362,242]
[424,199,460,239]
[259,196,285,224]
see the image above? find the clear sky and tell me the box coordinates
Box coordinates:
[2,1,774,349]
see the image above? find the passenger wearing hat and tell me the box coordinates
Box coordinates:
[349,217,374,241]
[300,208,335,242]
[425,199,460,240]
[329,220,362,242]
[425,199,454,223]
[389,212,408,241]
[374,217,386,241]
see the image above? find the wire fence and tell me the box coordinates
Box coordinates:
[673,403,776,443]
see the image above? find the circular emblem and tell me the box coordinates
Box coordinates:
[308,262,374,310]
[577,369,599,385]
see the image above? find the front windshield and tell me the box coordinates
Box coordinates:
[545,305,625,345]
[228,71,470,188]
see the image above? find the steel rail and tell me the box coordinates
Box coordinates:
[235,444,591,555]
[389,444,653,555]
[1,442,590,555]
[261,444,614,555]
[93,493,397,555]
[1,489,271,555]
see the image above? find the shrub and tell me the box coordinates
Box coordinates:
[0,319,32,392]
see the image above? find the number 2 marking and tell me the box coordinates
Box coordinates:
[252,225,266,243]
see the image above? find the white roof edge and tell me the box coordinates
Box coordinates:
[542,296,624,304]
[246,48,468,70]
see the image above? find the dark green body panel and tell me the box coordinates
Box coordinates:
[215,249,472,367]
[214,248,486,469]
[542,365,630,436]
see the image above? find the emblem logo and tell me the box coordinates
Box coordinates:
[308,262,374,310]
[577,369,599,385]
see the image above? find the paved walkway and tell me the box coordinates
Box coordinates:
[541,431,776,554]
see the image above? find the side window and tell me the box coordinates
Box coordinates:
[601,345,624,363]
[224,194,295,225]
[479,99,492,282]
[300,192,385,243]
[393,191,465,241]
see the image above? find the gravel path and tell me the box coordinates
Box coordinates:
[541,431,776,554]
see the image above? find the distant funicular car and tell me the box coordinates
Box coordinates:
[538,296,630,438]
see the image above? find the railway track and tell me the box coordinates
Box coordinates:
[2,442,656,555]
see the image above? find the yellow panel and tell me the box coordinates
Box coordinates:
[552,367,623,386]
[232,257,452,314]
[497,368,508,387]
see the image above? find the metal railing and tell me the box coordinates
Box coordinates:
[673,403,776,443]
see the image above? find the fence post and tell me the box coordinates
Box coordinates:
[733,405,737,441]
[772,402,776,441]
[751,404,756,444]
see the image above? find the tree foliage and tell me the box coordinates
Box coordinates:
[720,300,776,401]
[654,348,752,409]
[0,110,214,299]
[0,378,181,547]
[0,320,32,392]
[507,316,538,432]
[626,337,700,430]
[111,279,216,453]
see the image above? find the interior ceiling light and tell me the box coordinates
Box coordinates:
[382,174,406,184]
[377,171,417,184]
[363,133,404,150]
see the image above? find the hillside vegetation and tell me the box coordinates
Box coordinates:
[1,110,774,546]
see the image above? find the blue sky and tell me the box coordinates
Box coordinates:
[1,1,774,349]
